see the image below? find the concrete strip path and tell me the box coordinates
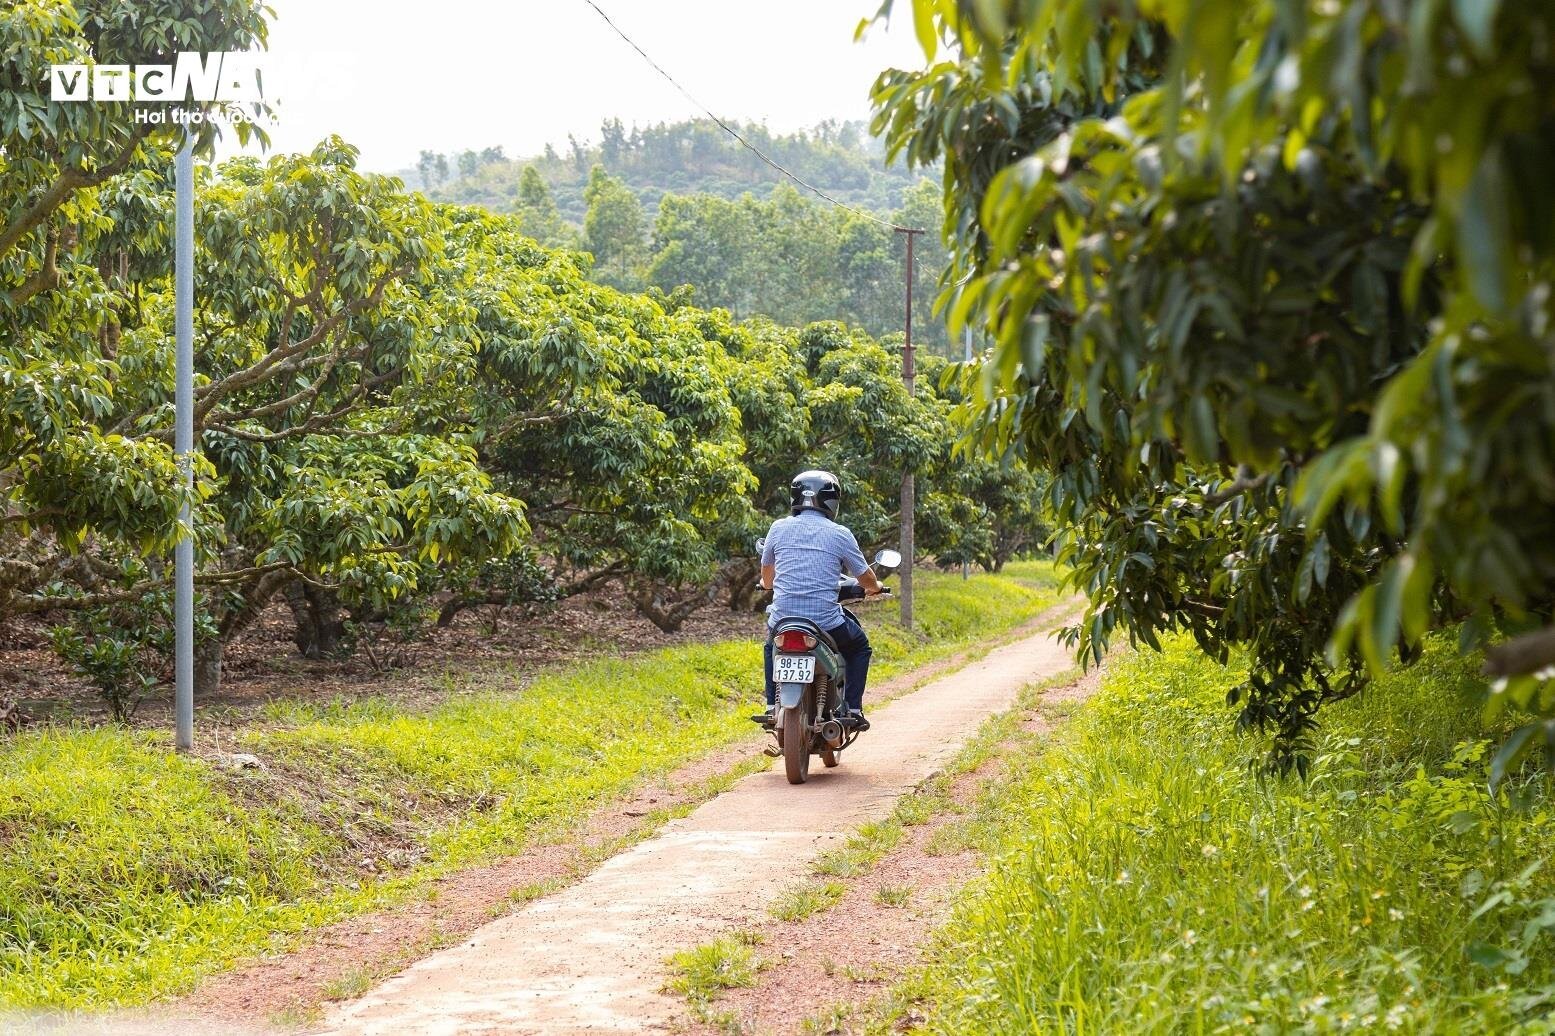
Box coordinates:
[321,623,1076,1035]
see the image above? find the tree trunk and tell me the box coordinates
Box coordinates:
[991,530,1028,573]
[631,582,718,633]
[193,637,223,699]
[437,595,468,629]
[724,559,761,612]
[437,590,519,628]
[726,580,762,613]
[285,583,345,658]
[197,567,295,698]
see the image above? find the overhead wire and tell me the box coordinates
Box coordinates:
[578,0,921,234]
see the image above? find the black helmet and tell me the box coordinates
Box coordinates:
[790,469,841,520]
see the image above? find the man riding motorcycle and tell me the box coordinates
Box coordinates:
[756,470,883,731]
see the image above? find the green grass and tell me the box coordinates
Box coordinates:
[319,964,377,1001]
[769,880,846,921]
[891,782,950,826]
[993,557,1064,589]
[663,930,766,1002]
[863,565,1063,686]
[0,567,1055,1010]
[813,818,906,878]
[897,635,1555,1034]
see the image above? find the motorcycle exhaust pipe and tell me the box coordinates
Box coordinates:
[818,719,844,748]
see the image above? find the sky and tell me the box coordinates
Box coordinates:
[241,0,930,173]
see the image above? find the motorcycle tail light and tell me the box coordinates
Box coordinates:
[776,630,817,652]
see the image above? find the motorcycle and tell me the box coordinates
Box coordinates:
[755,541,902,784]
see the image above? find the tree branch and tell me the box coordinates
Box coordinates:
[1204,467,1272,507]
[0,125,156,263]
[191,263,410,422]
[561,560,628,596]
[7,226,62,306]
[10,560,305,615]
[0,507,64,526]
[1484,627,1555,679]
[491,406,574,440]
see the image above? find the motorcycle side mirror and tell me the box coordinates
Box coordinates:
[754,537,766,554]
[874,549,902,570]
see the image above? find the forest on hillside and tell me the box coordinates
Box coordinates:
[405,119,952,352]
[410,118,925,221]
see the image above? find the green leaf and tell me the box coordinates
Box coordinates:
[1490,723,1539,787]
[1402,215,1442,310]
[1457,146,1512,314]
[1374,441,1406,534]
[1468,942,1516,969]
[1183,394,1218,465]
[1451,0,1501,57]
[1294,532,1331,604]
[912,0,938,63]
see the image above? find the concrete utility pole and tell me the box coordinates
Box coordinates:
[896,227,923,630]
[174,137,195,753]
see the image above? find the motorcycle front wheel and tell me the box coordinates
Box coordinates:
[782,704,810,784]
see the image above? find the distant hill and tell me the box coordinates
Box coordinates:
[403,117,931,224]
[399,118,954,353]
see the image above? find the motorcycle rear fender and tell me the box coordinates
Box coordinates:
[814,641,843,678]
[777,682,805,709]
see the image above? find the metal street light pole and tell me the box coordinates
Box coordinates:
[896,227,922,630]
[174,136,195,753]
[963,326,972,581]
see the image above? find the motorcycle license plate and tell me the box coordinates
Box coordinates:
[774,654,816,683]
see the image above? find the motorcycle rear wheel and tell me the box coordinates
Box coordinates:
[820,747,839,768]
[782,706,810,784]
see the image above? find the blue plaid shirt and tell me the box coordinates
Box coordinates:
[761,509,870,630]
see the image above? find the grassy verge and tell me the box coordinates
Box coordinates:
[664,669,1085,1035]
[664,930,768,1004]
[0,566,1056,1010]
[888,635,1555,1034]
[861,561,1062,685]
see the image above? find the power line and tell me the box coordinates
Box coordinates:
[579,0,918,234]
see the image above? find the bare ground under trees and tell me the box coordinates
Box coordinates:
[0,585,765,732]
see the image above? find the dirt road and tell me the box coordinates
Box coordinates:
[318,622,1077,1035]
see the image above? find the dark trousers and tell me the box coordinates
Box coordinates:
[764,614,872,712]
